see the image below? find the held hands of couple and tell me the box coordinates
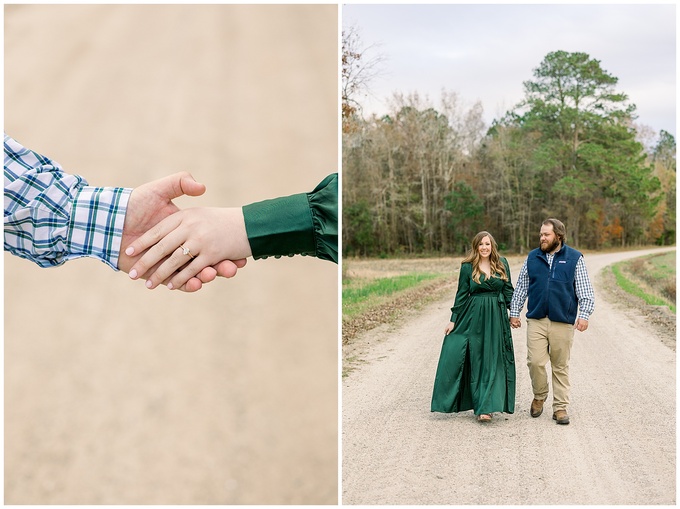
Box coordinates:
[118,172,247,292]
[126,206,253,290]
[508,317,587,331]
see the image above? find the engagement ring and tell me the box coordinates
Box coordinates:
[180,245,195,259]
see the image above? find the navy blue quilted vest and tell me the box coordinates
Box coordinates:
[526,244,581,324]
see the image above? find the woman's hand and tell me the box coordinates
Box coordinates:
[126,207,252,290]
[444,322,455,335]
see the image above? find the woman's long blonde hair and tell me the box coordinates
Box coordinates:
[461,231,508,283]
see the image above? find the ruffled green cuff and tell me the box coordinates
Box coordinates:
[243,192,316,260]
[308,173,338,263]
[242,173,338,263]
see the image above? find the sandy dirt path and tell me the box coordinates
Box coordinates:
[342,247,675,505]
[5,5,337,504]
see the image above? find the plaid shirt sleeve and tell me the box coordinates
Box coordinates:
[509,259,529,317]
[575,256,595,320]
[4,134,132,270]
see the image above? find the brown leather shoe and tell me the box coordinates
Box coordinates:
[530,398,544,418]
[553,410,570,425]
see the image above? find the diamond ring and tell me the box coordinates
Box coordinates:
[180,245,195,259]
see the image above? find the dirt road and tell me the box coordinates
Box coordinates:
[5,5,337,504]
[342,247,675,505]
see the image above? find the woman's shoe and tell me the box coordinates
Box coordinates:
[477,413,492,422]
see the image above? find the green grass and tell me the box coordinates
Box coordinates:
[644,251,676,280]
[343,273,440,317]
[611,254,676,313]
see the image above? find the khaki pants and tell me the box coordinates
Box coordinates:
[527,317,574,412]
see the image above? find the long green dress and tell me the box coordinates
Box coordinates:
[431,259,516,415]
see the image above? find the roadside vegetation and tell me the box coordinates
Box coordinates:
[342,258,458,346]
[343,273,441,317]
[610,251,676,313]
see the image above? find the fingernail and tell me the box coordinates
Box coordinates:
[129,269,137,279]
[167,282,173,290]
[125,246,134,256]
[146,280,153,289]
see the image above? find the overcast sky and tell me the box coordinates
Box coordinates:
[343,3,676,139]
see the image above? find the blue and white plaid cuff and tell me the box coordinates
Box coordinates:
[70,186,132,270]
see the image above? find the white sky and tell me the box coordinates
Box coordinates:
[343,3,677,138]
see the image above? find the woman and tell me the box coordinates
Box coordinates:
[431,231,515,422]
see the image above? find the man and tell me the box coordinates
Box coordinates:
[4,134,244,291]
[510,218,595,425]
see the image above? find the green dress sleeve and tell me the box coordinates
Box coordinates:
[242,173,338,263]
[450,262,472,323]
[501,257,515,309]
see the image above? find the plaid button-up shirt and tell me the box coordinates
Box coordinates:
[4,134,131,270]
[510,251,595,321]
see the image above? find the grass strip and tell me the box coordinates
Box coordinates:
[611,262,675,313]
[342,273,453,348]
[343,273,440,317]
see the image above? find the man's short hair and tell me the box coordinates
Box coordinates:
[543,218,567,243]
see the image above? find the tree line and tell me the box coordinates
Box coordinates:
[342,48,676,257]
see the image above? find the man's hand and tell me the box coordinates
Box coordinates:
[510,317,521,329]
[574,318,589,332]
[117,172,246,292]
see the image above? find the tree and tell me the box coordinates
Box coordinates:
[445,181,484,254]
[341,25,384,133]
[513,50,660,247]
[651,130,676,245]
[653,130,676,172]
[480,120,542,253]
[343,200,375,256]
[342,91,486,256]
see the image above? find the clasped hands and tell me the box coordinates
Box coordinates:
[118,172,252,293]
[509,316,589,331]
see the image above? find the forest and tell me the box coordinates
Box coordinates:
[342,41,676,257]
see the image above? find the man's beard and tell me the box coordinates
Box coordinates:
[540,238,561,253]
